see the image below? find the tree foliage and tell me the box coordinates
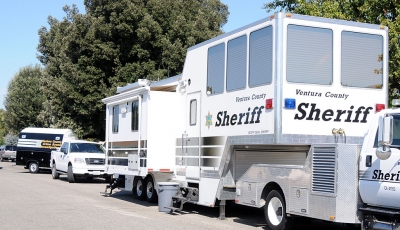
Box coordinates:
[0,109,5,145]
[37,0,229,139]
[263,0,400,104]
[4,65,45,133]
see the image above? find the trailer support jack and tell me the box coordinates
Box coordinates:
[219,200,226,220]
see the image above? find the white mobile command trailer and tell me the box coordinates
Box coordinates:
[103,13,400,229]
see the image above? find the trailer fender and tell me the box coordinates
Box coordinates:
[260,182,282,207]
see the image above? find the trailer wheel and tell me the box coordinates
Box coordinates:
[28,162,40,173]
[67,165,76,183]
[133,177,146,200]
[264,190,293,230]
[51,163,59,179]
[145,176,158,203]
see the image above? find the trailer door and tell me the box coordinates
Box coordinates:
[184,92,201,180]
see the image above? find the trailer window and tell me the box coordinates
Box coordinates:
[249,26,273,87]
[341,32,383,89]
[207,43,225,95]
[112,105,119,133]
[190,99,197,125]
[131,101,139,131]
[287,25,333,85]
[227,35,247,92]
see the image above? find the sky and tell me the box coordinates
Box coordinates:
[0,0,270,110]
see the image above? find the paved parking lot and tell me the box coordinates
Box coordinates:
[0,161,355,230]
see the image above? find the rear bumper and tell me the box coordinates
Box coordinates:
[1,155,16,159]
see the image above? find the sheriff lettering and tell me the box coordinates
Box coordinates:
[216,106,265,126]
[294,103,373,123]
[372,170,400,181]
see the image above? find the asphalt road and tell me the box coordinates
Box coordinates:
[0,161,356,230]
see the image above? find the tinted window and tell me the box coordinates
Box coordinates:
[5,146,16,151]
[113,105,119,133]
[287,25,333,85]
[131,101,139,131]
[227,35,247,91]
[249,26,273,87]
[70,143,105,153]
[207,43,225,95]
[341,32,383,88]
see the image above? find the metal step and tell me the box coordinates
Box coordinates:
[359,207,400,217]
[164,206,181,212]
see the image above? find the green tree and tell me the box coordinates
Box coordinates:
[4,65,46,133]
[37,0,229,139]
[263,0,400,104]
[0,109,5,145]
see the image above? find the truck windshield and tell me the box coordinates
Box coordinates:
[392,115,400,146]
[70,143,105,153]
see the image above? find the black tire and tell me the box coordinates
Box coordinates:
[67,165,76,183]
[104,175,112,183]
[145,176,158,203]
[264,190,294,230]
[51,163,59,179]
[133,177,146,200]
[345,223,361,230]
[1,156,4,162]
[28,162,40,173]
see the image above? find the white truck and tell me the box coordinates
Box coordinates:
[102,13,399,229]
[50,140,112,183]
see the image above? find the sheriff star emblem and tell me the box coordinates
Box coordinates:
[205,111,213,130]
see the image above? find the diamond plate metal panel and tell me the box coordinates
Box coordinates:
[335,144,361,224]
[289,187,309,214]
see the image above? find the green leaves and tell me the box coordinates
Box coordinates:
[34,0,228,139]
[4,65,45,133]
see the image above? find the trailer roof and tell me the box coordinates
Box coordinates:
[20,127,73,134]
[188,12,387,52]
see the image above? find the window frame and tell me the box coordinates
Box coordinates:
[249,26,273,88]
[189,99,197,126]
[286,24,333,85]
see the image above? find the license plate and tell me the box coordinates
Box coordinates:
[92,171,100,175]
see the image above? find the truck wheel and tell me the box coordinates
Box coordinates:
[67,165,76,183]
[145,176,158,203]
[28,162,40,173]
[133,177,146,200]
[1,156,4,162]
[264,190,293,230]
[104,176,112,183]
[51,163,59,179]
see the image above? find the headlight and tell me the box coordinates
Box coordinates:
[74,158,86,164]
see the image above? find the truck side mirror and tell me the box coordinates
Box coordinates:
[376,115,393,160]
[61,148,67,154]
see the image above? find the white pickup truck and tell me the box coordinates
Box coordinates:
[50,140,112,183]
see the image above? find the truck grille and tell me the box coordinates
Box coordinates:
[85,158,105,165]
[311,147,336,194]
